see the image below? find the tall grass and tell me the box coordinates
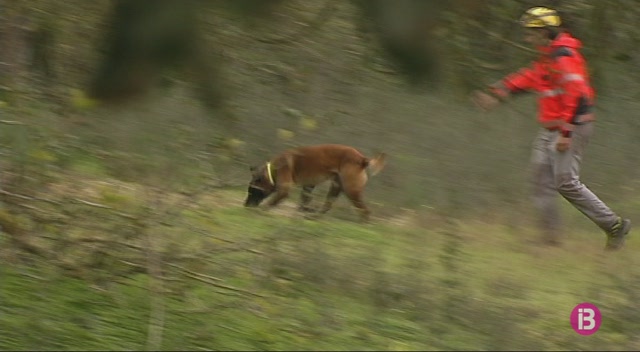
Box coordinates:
[1,191,639,350]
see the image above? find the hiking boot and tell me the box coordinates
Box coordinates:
[605,217,631,251]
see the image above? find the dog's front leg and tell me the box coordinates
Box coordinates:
[267,185,291,207]
[298,185,316,212]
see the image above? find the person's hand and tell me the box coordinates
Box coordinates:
[471,90,500,112]
[556,136,572,152]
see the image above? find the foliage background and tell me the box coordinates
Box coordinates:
[1,0,639,350]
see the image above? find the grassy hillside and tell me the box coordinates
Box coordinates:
[1,179,639,351]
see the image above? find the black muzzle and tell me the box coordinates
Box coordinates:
[244,186,268,207]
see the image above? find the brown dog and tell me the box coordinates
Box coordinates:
[244,144,387,221]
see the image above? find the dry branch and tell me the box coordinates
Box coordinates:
[70,198,138,220]
[73,237,146,252]
[167,262,223,282]
[163,220,234,244]
[466,22,536,54]
[0,189,63,205]
[168,263,264,298]
[0,120,26,125]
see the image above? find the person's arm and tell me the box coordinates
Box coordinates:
[472,66,537,111]
[491,67,538,98]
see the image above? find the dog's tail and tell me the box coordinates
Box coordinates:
[365,152,387,176]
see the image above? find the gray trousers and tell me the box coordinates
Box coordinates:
[531,122,618,238]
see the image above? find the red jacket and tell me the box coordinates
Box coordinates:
[491,32,595,133]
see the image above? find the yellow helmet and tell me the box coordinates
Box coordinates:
[519,6,561,28]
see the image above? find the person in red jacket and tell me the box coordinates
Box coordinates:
[472,7,630,250]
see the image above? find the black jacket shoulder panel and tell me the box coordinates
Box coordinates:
[552,46,573,59]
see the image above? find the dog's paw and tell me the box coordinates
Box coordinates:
[298,206,317,213]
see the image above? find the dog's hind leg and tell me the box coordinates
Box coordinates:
[298,185,316,212]
[341,171,370,222]
[344,190,370,222]
[320,175,342,214]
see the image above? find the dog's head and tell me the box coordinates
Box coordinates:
[244,163,276,207]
